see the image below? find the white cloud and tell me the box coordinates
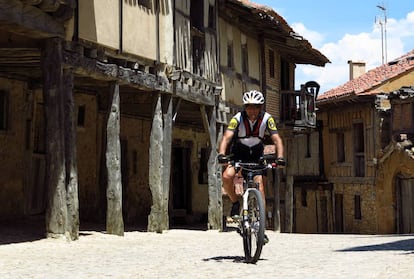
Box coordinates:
[294,11,414,94]
[291,22,324,46]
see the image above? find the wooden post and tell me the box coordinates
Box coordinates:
[285,135,295,233]
[201,105,222,230]
[162,96,173,229]
[106,81,124,236]
[272,168,281,232]
[148,94,168,233]
[63,68,79,240]
[42,38,68,238]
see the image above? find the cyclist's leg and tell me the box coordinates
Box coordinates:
[254,174,265,209]
[222,165,237,202]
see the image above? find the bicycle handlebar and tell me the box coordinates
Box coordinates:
[218,153,284,169]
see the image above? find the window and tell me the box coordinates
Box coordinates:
[138,0,152,9]
[269,50,275,78]
[192,36,205,76]
[280,59,290,90]
[208,5,215,29]
[241,43,248,75]
[337,132,345,162]
[306,133,311,158]
[353,123,365,177]
[354,195,362,220]
[190,0,204,31]
[227,43,234,69]
[0,90,8,130]
[77,105,86,127]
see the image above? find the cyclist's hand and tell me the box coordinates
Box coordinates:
[276,157,286,167]
[217,154,229,164]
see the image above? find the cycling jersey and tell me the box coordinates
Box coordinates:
[226,111,278,163]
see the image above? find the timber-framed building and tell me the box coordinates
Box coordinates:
[0,0,329,239]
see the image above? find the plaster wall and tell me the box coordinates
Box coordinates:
[0,78,26,219]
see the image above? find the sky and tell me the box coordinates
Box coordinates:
[253,0,414,94]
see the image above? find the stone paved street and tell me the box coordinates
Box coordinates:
[0,228,413,279]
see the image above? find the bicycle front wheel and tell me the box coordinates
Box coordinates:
[242,188,265,263]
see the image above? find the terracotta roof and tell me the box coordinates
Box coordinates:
[224,0,330,66]
[318,49,414,103]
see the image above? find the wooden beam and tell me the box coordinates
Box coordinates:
[0,0,65,38]
[105,81,124,236]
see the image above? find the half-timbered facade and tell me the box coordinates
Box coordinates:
[0,0,330,239]
[0,0,222,239]
[315,50,414,234]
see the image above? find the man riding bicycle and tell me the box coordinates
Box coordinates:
[218,90,285,242]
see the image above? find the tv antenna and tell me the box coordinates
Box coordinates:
[376,4,388,64]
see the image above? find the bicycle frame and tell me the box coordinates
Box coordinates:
[231,156,277,263]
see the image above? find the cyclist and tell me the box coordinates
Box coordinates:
[218,90,285,241]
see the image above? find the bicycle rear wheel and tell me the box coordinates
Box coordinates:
[242,188,265,263]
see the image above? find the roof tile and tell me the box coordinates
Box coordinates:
[318,49,414,102]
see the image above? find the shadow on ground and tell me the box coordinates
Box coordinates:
[337,235,414,254]
[202,255,246,263]
[0,215,209,244]
[0,216,45,244]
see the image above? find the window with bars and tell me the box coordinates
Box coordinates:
[353,122,365,177]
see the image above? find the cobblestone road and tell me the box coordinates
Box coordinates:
[0,227,413,279]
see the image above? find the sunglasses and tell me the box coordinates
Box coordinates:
[245,104,262,109]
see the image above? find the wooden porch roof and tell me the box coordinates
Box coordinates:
[221,0,330,67]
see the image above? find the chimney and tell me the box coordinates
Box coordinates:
[347,60,366,80]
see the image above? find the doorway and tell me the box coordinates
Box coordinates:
[334,193,344,232]
[397,176,414,233]
[170,144,192,226]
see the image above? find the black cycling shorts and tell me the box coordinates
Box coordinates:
[230,142,267,176]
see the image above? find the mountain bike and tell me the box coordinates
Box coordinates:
[220,153,280,263]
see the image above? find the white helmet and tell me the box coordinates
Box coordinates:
[243,90,265,105]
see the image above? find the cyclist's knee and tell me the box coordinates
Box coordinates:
[222,167,235,181]
[222,173,234,183]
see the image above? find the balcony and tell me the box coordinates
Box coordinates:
[281,81,320,129]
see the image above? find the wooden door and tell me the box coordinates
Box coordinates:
[397,177,414,233]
